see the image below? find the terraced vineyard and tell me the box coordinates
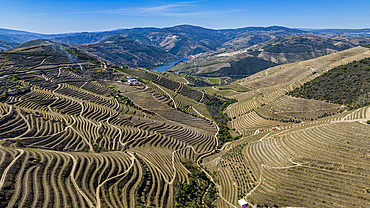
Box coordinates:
[0,64,219,207]
[201,46,370,207]
[244,120,370,207]
[2,43,370,208]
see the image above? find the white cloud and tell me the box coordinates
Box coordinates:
[105,1,244,18]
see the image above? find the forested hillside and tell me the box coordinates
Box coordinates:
[289,56,370,109]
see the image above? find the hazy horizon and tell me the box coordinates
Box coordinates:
[1,0,369,34]
[1,24,370,36]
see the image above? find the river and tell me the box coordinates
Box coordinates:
[149,58,188,72]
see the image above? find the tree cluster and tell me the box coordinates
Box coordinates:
[175,159,217,208]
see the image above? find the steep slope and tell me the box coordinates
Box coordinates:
[0,47,224,207]
[125,25,228,56]
[77,35,177,68]
[201,46,370,207]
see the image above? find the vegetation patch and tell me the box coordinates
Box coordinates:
[186,75,212,87]
[201,56,277,78]
[288,57,370,109]
[175,158,217,208]
[0,75,30,100]
[204,95,241,148]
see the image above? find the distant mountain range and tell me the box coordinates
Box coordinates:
[48,25,308,56]
[1,25,370,69]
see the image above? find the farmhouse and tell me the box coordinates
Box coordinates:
[238,199,248,208]
[127,79,141,85]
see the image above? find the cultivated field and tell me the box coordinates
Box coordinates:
[0,66,219,207]
[202,46,370,207]
[1,45,370,208]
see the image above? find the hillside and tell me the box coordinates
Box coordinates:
[2,27,370,208]
[0,39,99,75]
[288,55,370,109]
[169,34,369,77]
[77,35,177,68]
[1,26,370,60]
[201,56,277,78]
[201,46,370,207]
[0,28,75,43]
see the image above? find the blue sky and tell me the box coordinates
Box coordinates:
[0,0,369,34]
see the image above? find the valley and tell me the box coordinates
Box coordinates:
[0,25,370,208]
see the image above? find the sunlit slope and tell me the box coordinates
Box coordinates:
[0,66,218,207]
[201,46,370,207]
